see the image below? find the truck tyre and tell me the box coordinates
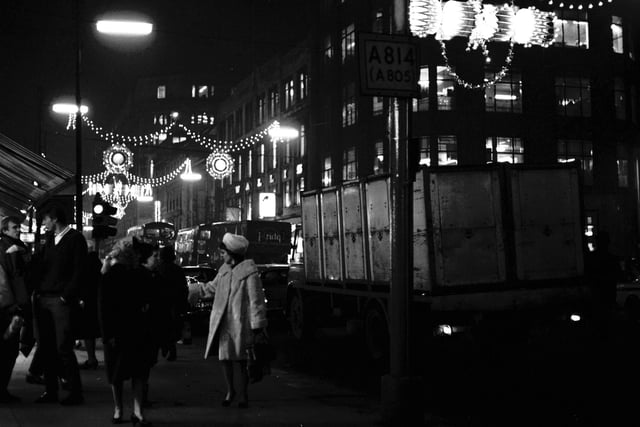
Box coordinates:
[288,292,308,341]
[364,302,389,363]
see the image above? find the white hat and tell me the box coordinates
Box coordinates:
[221,232,249,255]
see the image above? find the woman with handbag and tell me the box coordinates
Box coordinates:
[190,232,268,408]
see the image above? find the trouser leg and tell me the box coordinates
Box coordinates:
[49,299,82,394]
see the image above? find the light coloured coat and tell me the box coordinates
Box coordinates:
[199,259,268,360]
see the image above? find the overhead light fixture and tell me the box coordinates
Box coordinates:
[180,158,202,181]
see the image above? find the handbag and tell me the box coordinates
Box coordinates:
[246,330,275,383]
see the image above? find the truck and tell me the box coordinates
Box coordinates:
[176,220,292,269]
[286,163,591,360]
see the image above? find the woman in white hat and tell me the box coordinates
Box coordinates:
[190,232,267,408]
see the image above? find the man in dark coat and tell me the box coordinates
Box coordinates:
[33,205,87,405]
[0,215,31,403]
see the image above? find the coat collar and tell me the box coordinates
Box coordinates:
[218,259,257,281]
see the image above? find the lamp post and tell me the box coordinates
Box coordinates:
[56,0,152,230]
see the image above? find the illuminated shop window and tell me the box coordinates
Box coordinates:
[322,156,333,187]
[157,85,166,99]
[614,77,626,120]
[612,16,623,54]
[342,83,357,127]
[436,66,455,111]
[341,23,355,63]
[557,139,592,185]
[485,71,522,113]
[555,76,591,117]
[553,11,589,49]
[413,67,430,112]
[486,137,523,164]
[617,143,629,188]
[343,147,357,181]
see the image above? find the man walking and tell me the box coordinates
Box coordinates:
[34,205,87,405]
[0,216,30,403]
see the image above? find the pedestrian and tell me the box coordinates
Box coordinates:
[189,232,268,408]
[33,205,87,405]
[99,238,154,426]
[77,250,102,370]
[156,246,189,362]
[0,215,31,403]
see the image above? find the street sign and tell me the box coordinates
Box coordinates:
[358,32,419,98]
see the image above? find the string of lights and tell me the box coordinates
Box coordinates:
[545,0,613,10]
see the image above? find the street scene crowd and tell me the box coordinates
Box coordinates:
[0,206,269,427]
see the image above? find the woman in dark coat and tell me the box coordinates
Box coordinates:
[99,238,154,426]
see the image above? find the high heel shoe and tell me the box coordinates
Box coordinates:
[130,414,152,426]
[221,391,236,407]
[238,393,249,408]
[111,414,123,424]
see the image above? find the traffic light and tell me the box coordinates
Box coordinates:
[91,194,118,239]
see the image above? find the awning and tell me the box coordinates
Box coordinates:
[0,132,74,217]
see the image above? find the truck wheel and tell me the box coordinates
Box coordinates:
[288,292,307,340]
[364,302,389,362]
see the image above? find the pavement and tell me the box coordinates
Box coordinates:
[0,336,382,427]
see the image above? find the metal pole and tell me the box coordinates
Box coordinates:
[74,0,83,231]
[381,0,420,424]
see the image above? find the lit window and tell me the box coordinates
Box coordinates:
[248,150,252,178]
[485,71,522,113]
[612,16,623,54]
[272,141,277,169]
[300,125,306,156]
[436,66,455,111]
[238,154,243,180]
[257,96,265,124]
[269,87,279,118]
[342,83,357,127]
[157,85,166,99]
[413,67,430,112]
[486,137,523,164]
[192,85,212,98]
[260,144,265,173]
[285,182,292,208]
[299,71,308,100]
[617,143,629,188]
[555,76,591,117]
[295,178,303,205]
[343,147,357,181]
[322,156,332,187]
[296,163,303,175]
[437,136,458,166]
[172,136,186,144]
[373,141,386,175]
[557,139,593,185]
[614,77,626,120]
[553,11,589,49]
[285,79,295,109]
[341,23,355,63]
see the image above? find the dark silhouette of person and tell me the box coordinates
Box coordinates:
[586,231,620,341]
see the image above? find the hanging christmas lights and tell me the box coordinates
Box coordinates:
[545,0,612,10]
[206,151,234,180]
[409,0,557,89]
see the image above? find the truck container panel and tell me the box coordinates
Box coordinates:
[321,189,343,281]
[510,167,584,280]
[302,192,323,281]
[341,183,367,281]
[365,177,392,284]
[413,170,431,291]
[430,170,506,286]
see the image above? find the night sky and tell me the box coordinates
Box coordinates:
[0,0,307,172]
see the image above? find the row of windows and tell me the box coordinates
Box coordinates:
[318,137,629,188]
[221,70,308,139]
[339,69,633,124]
[153,112,215,127]
[156,84,215,100]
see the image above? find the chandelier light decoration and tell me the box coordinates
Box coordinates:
[410,0,556,89]
[206,151,235,180]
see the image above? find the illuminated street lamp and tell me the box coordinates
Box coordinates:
[96,19,153,36]
[52,103,89,115]
[268,124,300,141]
[180,158,202,181]
[61,0,152,231]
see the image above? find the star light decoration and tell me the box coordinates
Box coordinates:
[410,0,556,89]
[206,151,235,180]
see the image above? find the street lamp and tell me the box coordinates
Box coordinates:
[61,0,152,231]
